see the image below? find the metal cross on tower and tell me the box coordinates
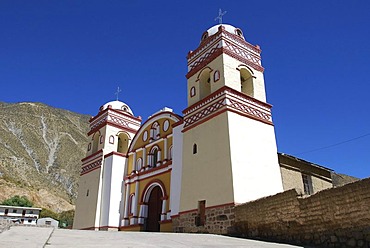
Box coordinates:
[215,9,227,24]
[115,86,122,101]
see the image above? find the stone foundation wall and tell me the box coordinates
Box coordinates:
[234,177,370,247]
[172,204,235,234]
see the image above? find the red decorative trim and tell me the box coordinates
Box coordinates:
[104,151,127,159]
[81,149,103,163]
[186,28,263,79]
[80,159,102,175]
[126,166,172,182]
[182,86,273,132]
[186,47,223,79]
[90,107,141,124]
[88,121,138,136]
[172,119,183,128]
[223,47,263,72]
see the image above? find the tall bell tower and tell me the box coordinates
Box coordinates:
[174,24,283,234]
[73,100,141,230]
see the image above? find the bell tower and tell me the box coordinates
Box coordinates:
[174,24,283,234]
[73,100,141,230]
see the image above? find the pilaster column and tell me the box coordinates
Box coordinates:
[163,138,168,161]
[131,180,139,225]
[123,182,131,226]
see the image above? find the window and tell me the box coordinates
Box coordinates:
[22,210,26,215]
[92,132,100,153]
[109,135,114,144]
[168,146,173,160]
[198,68,212,100]
[149,147,161,168]
[12,209,17,213]
[28,219,32,223]
[4,209,8,215]
[213,70,220,82]
[193,144,197,154]
[117,132,130,154]
[240,68,254,97]
[302,174,313,195]
[136,158,143,171]
[190,87,196,97]
[152,148,158,167]
[128,194,135,215]
[45,220,51,225]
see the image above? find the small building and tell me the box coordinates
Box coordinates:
[278,153,333,195]
[0,205,41,225]
[37,217,59,228]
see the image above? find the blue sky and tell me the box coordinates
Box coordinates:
[1,1,369,178]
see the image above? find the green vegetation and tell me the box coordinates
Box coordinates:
[39,208,75,228]
[58,209,74,228]
[39,208,59,220]
[1,195,33,207]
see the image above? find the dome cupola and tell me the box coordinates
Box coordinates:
[100,100,134,115]
[200,24,245,43]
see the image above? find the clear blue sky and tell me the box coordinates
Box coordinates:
[1,1,369,178]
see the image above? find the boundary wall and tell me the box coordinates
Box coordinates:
[234,177,370,247]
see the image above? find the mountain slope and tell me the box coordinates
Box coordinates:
[0,102,90,212]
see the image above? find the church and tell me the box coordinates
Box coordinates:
[73,23,334,233]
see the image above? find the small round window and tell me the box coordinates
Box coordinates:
[235,29,243,37]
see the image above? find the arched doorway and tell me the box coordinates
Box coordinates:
[146,186,163,232]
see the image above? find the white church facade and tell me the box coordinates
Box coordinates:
[73,23,333,233]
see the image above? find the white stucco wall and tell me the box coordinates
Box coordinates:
[169,123,183,216]
[227,112,283,203]
[100,155,126,228]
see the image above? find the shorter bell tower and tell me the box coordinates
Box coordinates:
[73,100,141,230]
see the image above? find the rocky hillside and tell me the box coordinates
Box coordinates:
[0,102,90,212]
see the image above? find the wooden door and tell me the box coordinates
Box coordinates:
[146,186,162,232]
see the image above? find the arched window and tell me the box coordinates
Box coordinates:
[128,194,135,215]
[136,158,143,171]
[150,146,161,168]
[193,143,198,154]
[240,68,254,97]
[198,68,212,100]
[168,146,173,160]
[117,132,130,154]
[92,132,100,153]
[190,87,196,97]
[152,148,158,167]
[109,135,114,144]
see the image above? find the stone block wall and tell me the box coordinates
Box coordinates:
[172,204,235,234]
[234,177,370,247]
